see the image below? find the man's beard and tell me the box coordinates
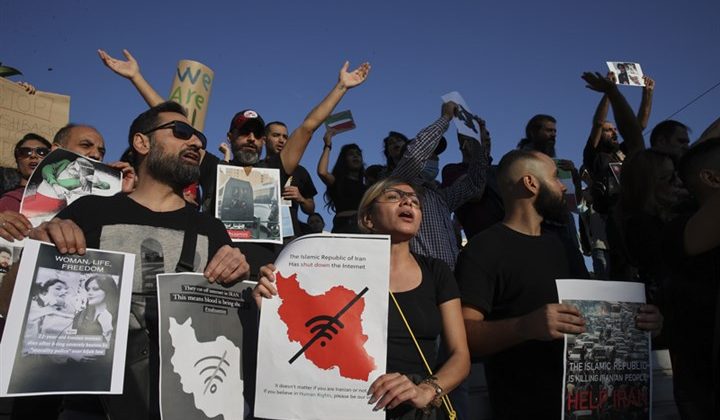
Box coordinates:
[533,181,568,224]
[599,138,620,154]
[233,148,260,165]
[146,141,200,190]
[533,140,556,158]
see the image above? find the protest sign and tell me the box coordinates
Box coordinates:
[157,273,255,420]
[557,279,651,420]
[324,110,356,134]
[0,240,134,396]
[606,62,645,87]
[215,164,282,244]
[255,234,390,420]
[168,60,214,131]
[441,91,481,140]
[556,165,579,213]
[19,148,123,227]
[0,77,70,168]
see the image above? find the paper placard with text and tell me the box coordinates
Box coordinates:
[255,234,390,420]
[157,273,255,420]
[557,279,651,420]
[0,240,134,396]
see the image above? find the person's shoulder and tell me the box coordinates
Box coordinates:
[465,223,507,247]
[292,164,310,177]
[413,253,450,271]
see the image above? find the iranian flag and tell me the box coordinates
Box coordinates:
[324,110,356,133]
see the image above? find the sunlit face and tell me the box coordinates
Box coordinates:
[366,184,422,240]
[85,279,106,306]
[61,126,106,161]
[15,139,48,179]
[601,121,619,145]
[265,124,288,155]
[229,129,264,163]
[145,112,203,188]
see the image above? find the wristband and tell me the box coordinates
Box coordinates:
[323,144,332,150]
[420,376,443,412]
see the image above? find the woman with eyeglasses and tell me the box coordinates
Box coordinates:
[0,133,51,241]
[254,178,470,419]
[317,129,368,233]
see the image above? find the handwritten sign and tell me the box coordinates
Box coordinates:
[168,60,214,131]
[0,78,70,168]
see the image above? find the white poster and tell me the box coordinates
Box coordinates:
[157,273,255,420]
[215,165,282,244]
[0,240,134,396]
[606,61,645,87]
[441,91,481,140]
[19,148,123,227]
[557,279,651,420]
[255,234,390,420]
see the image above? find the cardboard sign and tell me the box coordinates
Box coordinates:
[0,78,70,167]
[168,60,214,131]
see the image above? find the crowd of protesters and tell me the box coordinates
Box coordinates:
[0,50,718,420]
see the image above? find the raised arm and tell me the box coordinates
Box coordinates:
[582,71,645,156]
[281,61,370,176]
[588,94,610,151]
[637,76,655,131]
[316,129,336,186]
[98,49,164,107]
[391,102,456,180]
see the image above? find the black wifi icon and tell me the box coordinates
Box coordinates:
[194,351,228,394]
[305,315,345,347]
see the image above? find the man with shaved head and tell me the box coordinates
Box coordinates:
[455,150,663,419]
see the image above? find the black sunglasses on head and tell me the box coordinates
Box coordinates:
[15,146,50,158]
[142,121,207,149]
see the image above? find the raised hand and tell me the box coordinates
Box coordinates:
[582,72,616,94]
[98,49,139,80]
[323,129,336,146]
[339,61,371,89]
[643,75,655,91]
[441,101,458,119]
[635,304,663,337]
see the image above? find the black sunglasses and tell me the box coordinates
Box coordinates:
[143,121,207,149]
[15,146,50,158]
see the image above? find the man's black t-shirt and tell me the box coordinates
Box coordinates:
[286,164,317,235]
[456,223,583,419]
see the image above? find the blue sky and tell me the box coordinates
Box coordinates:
[4,0,719,225]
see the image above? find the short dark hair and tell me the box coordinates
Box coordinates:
[496,149,539,196]
[649,120,690,147]
[53,123,97,146]
[524,114,556,140]
[15,133,51,152]
[264,121,287,135]
[126,101,187,165]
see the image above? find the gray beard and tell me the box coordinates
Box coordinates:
[235,150,259,165]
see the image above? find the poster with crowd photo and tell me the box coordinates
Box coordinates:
[255,234,390,420]
[557,279,651,420]
[0,240,134,396]
[215,164,282,244]
[157,273,256,420]
[606,61,645,87]
[441,91,481,140]
[19,148,123,227]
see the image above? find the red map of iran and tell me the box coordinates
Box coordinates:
[276,272,376,381]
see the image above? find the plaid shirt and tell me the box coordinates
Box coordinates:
[391,116,488,269]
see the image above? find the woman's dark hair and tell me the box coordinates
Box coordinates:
[32,279,67,306]
[14,133,51,155]
[382,131,409,169]
[85,275,120,319]
[324,143,365,211]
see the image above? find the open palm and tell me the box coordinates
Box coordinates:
[339,61,371,89]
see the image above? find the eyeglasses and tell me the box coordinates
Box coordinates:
[142,121,207,149]
[376,188,421,208]
[15,146,50,158]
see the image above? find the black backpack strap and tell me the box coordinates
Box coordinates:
[175,205,198,272]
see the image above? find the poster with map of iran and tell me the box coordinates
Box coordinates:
[255,234,390,420]
[157,273,256,420]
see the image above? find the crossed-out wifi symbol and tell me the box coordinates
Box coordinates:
[288,287,369,364]
[194,351,229,394]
